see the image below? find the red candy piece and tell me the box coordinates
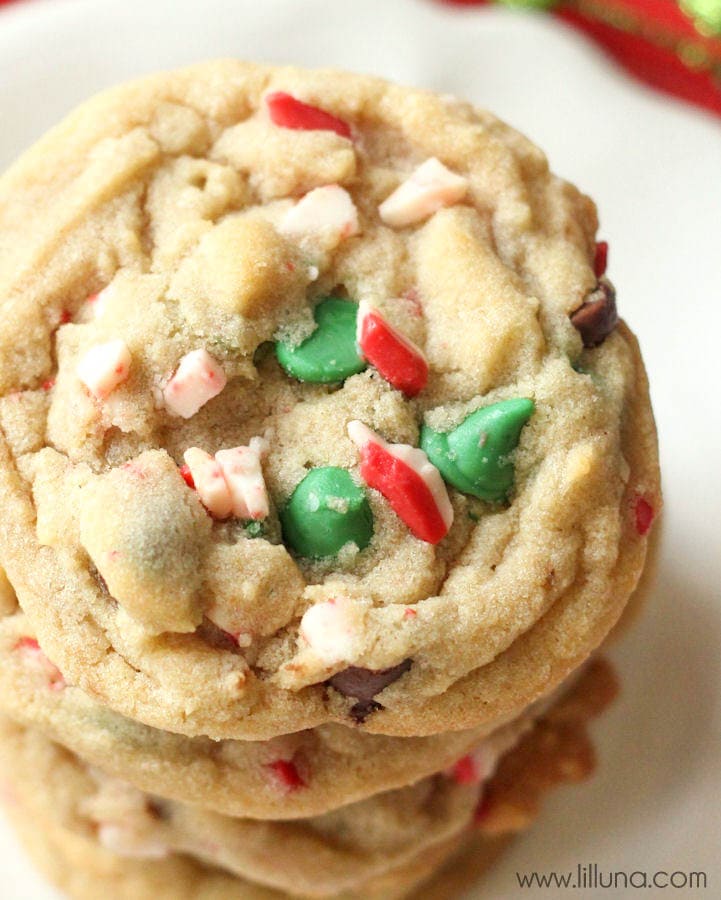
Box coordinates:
[179,464,195,489]
[15,636,40,652]
[634,496,655,536]
[357,302,428,397]
[594,241,609,278]
[451,755,480,786]
[42,379,55,391]
[349,422,453,545]
[14,636,65,690]
[265,91,352,139]
[473,794,492,826]
[266,759,306,793]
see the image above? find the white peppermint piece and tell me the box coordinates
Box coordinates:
[452,706,538,784]
[97,824,169,860]
[89,284,113,318]
[347,420,453,531]
[163,349,227,419]
[183,447,233,519]
[299,596,363,666]
[76,340,131,400]
[77,284,112,322]
[280,185,359,247]
[215,439,269,520]
[379,158,468,228]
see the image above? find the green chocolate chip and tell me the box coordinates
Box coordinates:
[275,297,366,384]
[421,398,535,503]
[280,467,373,558]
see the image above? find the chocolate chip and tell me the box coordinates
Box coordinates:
[329,659,412,722]
[570,278,618,348]
[195,618,241,653]
[146,799,169,821]
[348,700,382,723]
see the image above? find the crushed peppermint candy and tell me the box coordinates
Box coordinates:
[215,438,269,521]
[447,741,501,787]
[348,420,453,544]
[265,91,352,139]
[265,758,306,793]
[280,185,359,248]
[183,448,233,519]
[356,300,428,397]
[594,241,609,278]
[634,496,655,536]
[97,824,169,860]
[76,339,131,400]
[183,439,269,521]
[86,284,112,319]
[379,157,468,228]
[163,349,227,419]
[299,596,363,665]
[14,636,65,691]
[450,754,483,786]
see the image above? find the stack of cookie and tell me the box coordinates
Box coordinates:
[0,62,659,899]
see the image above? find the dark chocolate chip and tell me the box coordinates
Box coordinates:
[570,278,618,348]
[195,618,241,653]
[329,659,412,721]
[146,799,169,821]
[348,699,383,724]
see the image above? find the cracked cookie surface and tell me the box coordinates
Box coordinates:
[0,61,659,740]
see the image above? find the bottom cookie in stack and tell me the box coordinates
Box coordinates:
[0,660,617,900]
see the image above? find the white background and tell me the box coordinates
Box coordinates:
[0,0,719,897]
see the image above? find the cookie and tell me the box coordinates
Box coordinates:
[2,803,468,900]
[0,610,497,819]
[0,61,659,740]
[0,606,622,820]
[0,717,480,897]
[4,810,512,900]
[0,660,616,898]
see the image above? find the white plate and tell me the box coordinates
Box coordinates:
[0,1,719,897]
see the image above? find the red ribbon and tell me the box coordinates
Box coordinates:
[441,0,721,117]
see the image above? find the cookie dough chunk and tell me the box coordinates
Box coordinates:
[170,215,310,325]
[79,450,211,634]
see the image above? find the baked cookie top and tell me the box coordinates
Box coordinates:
[0,61,659,739]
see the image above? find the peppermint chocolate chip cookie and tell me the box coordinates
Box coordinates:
[0,61,659,741]
[0,610,496,819]
[0,717,480,898]
[0,606,614,821]
[0,660,615,897]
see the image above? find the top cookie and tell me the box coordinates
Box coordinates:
[0,60,659,740]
